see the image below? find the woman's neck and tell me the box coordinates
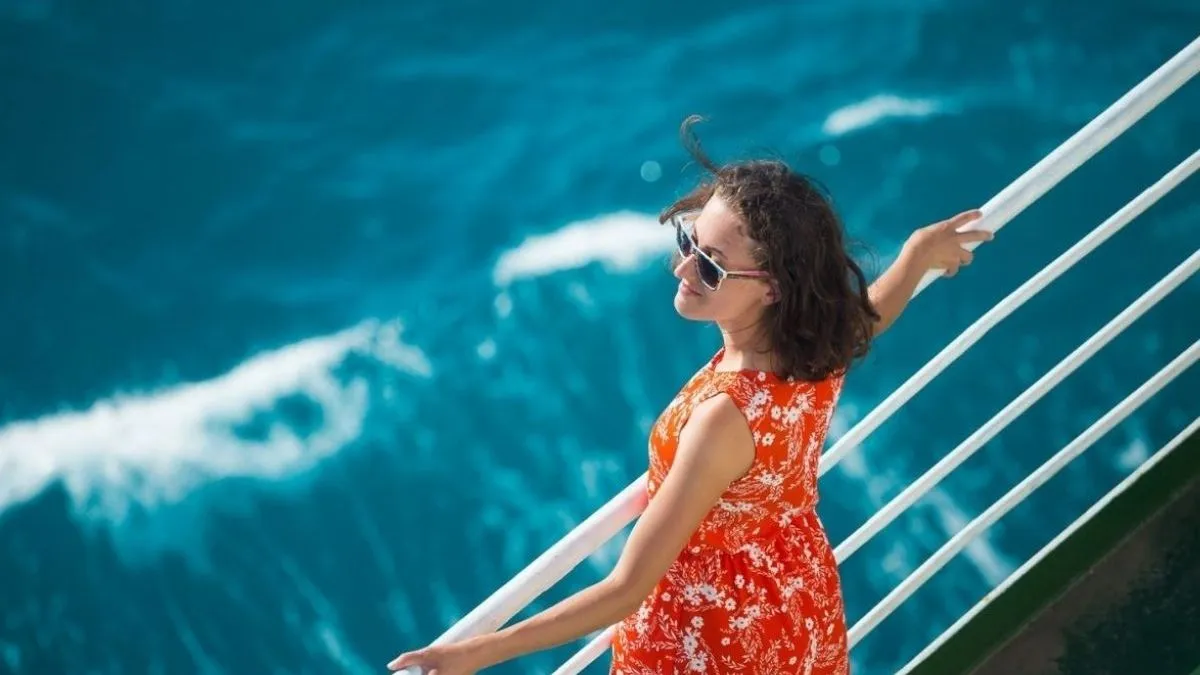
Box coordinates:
[717,321,775,372]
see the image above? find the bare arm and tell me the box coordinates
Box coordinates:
[388,395,756,674]
[868,244,929,337]
[868,209,991,336]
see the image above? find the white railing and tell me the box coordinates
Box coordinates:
[397,34,1200,675]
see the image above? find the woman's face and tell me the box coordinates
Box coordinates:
[672,193,774,324]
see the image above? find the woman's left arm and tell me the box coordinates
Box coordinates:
[869,209,992,336]
[387,395,755,675]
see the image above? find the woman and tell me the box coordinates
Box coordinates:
[389,119,991,674]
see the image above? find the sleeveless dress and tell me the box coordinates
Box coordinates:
[610,349,850,675]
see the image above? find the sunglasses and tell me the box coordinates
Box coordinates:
[671,211,770,291]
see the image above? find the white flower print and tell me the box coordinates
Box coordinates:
[757,472,784,488]
[681,583,722,607]
[682,632,698,654]
[744,390,769,421]
[784,405,802,425]
[795,389,814,414]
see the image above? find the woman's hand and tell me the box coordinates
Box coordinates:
[387,641,485,675]
[903,209,992,277]
[866,208,994,336]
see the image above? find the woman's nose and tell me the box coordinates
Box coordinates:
[672,251,692,280]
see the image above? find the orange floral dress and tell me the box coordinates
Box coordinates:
[610,349,850,675]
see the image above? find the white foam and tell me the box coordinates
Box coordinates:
[823,94,942,136]
[0,320,430,519]
[828,402,857,442]
[492,211,672,285]
[924,488,1014,586]
[829,402,907,507]
[476,338,498,360]
[1114,436,1150,472]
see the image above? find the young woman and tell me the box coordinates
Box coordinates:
[389,119,991,674]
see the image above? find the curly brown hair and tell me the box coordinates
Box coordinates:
[662,116,880,381]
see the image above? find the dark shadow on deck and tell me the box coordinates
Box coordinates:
[908,428,1199,675]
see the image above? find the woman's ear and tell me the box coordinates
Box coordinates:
[764,280,781,305]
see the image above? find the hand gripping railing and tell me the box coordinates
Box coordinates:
[396,34,1200,675]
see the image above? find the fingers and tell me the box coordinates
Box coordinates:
[958,248,974,265]
[388,651,421,671]
[936,210,993,247]
[951,209,983,226]
[940,209,983,230]
[956,228,994,243]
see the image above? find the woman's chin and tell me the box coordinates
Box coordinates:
[673,290,706,319]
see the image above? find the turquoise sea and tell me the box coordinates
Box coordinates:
[1,1,1198,673]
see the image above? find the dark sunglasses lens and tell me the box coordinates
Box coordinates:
[697,257,721,289]
[675,222,692,256]
[675,217,720,289]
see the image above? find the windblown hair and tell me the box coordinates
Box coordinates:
[663,115,879,381]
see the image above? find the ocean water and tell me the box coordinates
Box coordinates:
[1,1,1198,673]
